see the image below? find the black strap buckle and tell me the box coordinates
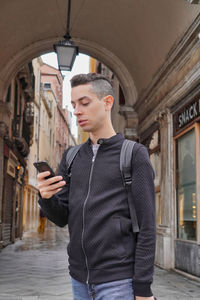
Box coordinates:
[124,175,132,187]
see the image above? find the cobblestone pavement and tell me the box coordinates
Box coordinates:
[0,227,200,300]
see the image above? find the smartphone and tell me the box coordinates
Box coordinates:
[33,161,55,179]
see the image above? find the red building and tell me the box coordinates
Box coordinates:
[40,64,71,171]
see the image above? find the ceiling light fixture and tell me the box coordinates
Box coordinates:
[54,0,79,71]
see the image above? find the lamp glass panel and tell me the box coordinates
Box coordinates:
[56,45,76,70]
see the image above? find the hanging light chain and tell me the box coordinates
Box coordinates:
[64,0,71,40]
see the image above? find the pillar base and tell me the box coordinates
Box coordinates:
[156,226,174,269]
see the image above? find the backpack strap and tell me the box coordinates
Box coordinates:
[66,144,82,177]
[120,139,139,233]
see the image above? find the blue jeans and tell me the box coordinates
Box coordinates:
[71,277,134,300]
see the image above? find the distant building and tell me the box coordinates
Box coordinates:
[40,63,75,170]
[23,58,75,233]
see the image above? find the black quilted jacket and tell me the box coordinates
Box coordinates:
[38,133,156,297]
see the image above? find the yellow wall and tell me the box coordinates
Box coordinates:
[90,57,97,73]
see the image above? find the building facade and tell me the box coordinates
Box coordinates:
[0,64,34,246]
[134,19,200,277]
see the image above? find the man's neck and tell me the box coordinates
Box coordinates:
[90,128,116,145]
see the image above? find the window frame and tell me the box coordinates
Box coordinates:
[173,122,200,244]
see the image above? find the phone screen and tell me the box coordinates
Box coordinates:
[33,161,55,179]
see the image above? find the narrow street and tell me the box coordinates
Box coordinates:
[0,227,72,300]
[0,227,200,300]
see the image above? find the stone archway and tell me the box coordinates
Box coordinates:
[0,37,137,106]
[0,37,138,140]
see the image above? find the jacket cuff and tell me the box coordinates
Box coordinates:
[134,281,153,297]
[38,194,53,206]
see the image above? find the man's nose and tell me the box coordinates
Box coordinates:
[73,105,82,116]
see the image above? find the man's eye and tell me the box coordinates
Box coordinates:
[82,102,89,106]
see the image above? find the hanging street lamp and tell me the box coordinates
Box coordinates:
[54,0,79,71]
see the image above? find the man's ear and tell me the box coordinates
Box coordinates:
[103,95,114,111]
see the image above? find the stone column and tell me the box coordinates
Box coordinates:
[119,106,138,140]
[155,108,174,269]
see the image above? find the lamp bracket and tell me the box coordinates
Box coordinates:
[63,33,71,41]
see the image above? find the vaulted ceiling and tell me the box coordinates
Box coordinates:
[0,0,199,100]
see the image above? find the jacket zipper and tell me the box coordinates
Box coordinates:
[81,154,95,284]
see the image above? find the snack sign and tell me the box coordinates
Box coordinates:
[175,97,200,131]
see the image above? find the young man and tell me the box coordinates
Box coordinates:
[37,73,156,300]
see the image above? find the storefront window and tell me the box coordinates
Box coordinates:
[176,129,197,241]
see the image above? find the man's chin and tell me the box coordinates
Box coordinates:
[80,126,91,132]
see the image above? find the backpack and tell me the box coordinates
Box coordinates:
[66,139,139,233]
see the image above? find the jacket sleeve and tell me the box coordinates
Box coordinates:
[131,144,156,297]
[38,149,70,227]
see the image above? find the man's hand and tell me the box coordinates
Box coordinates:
[37,171,66,199]
[135,297,155,300]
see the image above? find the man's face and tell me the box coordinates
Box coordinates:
[71,84,108,133]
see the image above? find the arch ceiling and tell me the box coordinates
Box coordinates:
[0,0,199,100]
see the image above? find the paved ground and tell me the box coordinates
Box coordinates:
[0,227,200,300]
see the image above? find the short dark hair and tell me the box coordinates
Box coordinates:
[70,73,114,100]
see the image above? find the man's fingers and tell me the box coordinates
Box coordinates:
[37,173,63,185]
[37,171,51,180]
[37,172,63,183]
[41,188,62,199]
[38,180,66,191]
[45,176,64,185]
[46,180,66,191]
[36,172,66,199]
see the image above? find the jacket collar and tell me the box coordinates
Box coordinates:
[87,133,124,146]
